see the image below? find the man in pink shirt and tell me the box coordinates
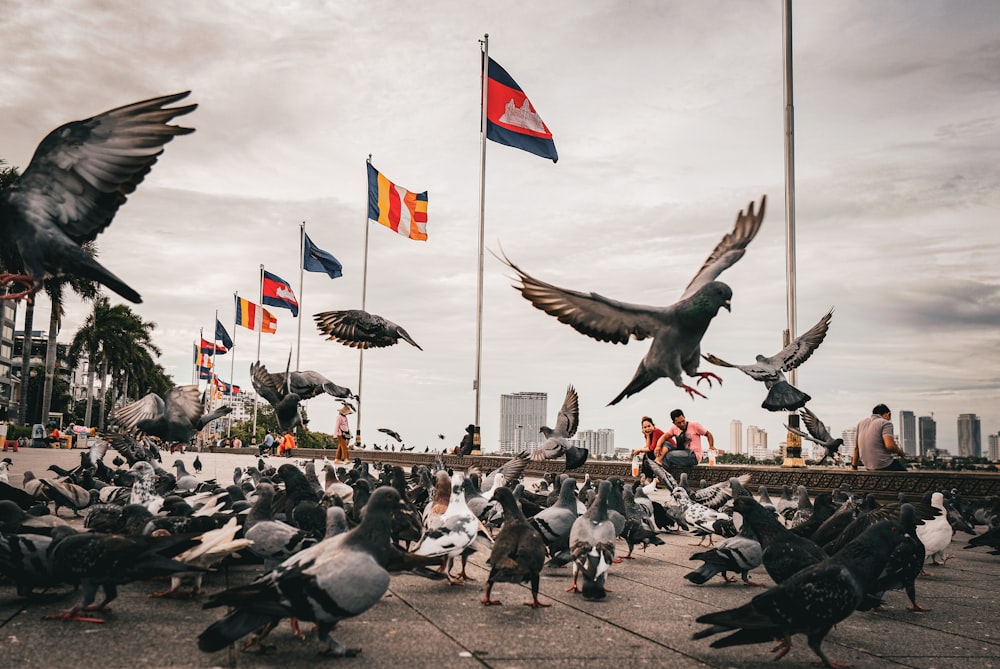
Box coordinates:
[665,409,713,466]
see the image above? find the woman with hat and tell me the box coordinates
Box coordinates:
[334,404,353,463]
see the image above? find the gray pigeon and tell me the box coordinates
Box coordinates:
[497,196,766,404]
[702,309,832,412]
[314,308,422,350]
[112,385,231,446]
[0,92,195,303]
[531,385,580,462]
[568,480,616,600]
[529,477,580,564]
[198,487,403,657]
[250,359,303,433]
[784,406,845,465]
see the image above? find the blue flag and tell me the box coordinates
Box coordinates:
[302,232,343,279]
[215,319,234,350]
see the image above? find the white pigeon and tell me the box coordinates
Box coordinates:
[414,472,490,584]
[917,492,954,565]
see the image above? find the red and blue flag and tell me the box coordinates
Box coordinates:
[484,57,558,162]
[262,270,299,317]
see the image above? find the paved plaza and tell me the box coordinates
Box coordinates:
[2,448,998,669]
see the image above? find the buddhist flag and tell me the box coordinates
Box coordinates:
[367,163,428,241]
[484,57,558,162]
[261,307,277,334]
[235,296,278,334]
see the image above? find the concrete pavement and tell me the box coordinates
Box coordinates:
[1,448,999,669]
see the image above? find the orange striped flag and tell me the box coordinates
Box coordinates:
[235,296,278,334]
[367,163,428,241]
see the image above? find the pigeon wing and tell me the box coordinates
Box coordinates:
[163,385,204,428]
[314,309,400,349]
[554,385,579,438]
[799,406,833,442]
[681,196,766,300]
[5,92,196,246]
[250,361,285,407]
[112,393,165,432]
[496,249,667,345]
[766,310,832,372]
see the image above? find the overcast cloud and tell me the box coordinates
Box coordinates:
[3,0,998,453]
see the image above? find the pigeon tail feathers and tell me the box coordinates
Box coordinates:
[761,381,810,412]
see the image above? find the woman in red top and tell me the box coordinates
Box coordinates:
[632,416,675,464]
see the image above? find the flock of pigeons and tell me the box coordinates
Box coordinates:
[3,438,1000,664]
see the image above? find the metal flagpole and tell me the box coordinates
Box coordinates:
[251,265,265,438]
[227,297,237,438]
[296,222,305,372]
[781,0,802,467]
[356,156,373,449]
[473,33,490,452]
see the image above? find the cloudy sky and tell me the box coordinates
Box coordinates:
[3,1,998,454]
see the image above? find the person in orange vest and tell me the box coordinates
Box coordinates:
[279,431,296,458]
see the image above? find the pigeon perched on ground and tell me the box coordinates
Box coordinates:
[734,495,827,585]
[0,92,195,302]
[497,196,766,404]
[314,308,422,350]
[870,503,930,612]
[481,486,549,608]
[917,491,954,565]
[784,406,845,464]
[567,480,616,600]
[702,309,832,412]
[112,385,231,446]
[693,520,907,668]
[198,487,403,657]
[685,514,763,586]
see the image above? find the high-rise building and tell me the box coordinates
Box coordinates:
[729,419,743,455]
[918,416,937,455]
[957,413,982,458]
[575,428,615,457]
[0,301,16,421]
[841,427,857,457]
[746,425,768,460]
[898,410,917,456]
[989,433,999,462]
[498,391,547,454]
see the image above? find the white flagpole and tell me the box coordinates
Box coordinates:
[296,222,305,372]
[251,265,264,437]
[356,156,373,449]
[473,33,490,452]
[227,296,238,438]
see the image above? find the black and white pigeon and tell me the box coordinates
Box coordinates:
[0,92,195,302]
[702,309,832,412]
[693,520,907,668]
[497,196,766,404]
[784,406,845,465]
[481,486,549,608]
[112,385,231,446]
[314,308,422,350]
[567,480,616,600]
[197,487,403,657]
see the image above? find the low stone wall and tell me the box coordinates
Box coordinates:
[214,447,1000,501]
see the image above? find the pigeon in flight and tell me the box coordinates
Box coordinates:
[378,428,403,443]
[702,309,832,412]
[314,309,422,350]
[112,385,231,447]
[0,92,196,302]
[784,406,844,465]
[251,359,303,433]
[531,385,587,469]
[497,196,766,404]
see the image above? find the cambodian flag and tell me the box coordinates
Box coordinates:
[262,270,298,317]
[484,57,558,162]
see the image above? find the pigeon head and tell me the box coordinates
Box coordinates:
[700,281,733,313]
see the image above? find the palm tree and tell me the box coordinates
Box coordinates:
[68,298,163,428]
[40,247,101,428]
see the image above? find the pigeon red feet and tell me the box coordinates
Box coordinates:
[43,607,106,624]
[680,384,709,400]
[0,274,39,302]
[907,603,932,612]
[694,371,723,388]
[524,599,551,608]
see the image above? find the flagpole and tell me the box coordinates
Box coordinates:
[251,265,264,438]
[473,33,490,453]
[228,297,237,438]
[296,222,305,372]
[191,340,196,385]
[198,327,204,390]
[356,156,373,450]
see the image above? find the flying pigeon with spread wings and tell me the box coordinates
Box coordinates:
[112,385,231,446]
[1,92,196,302]
[498,197,766,404]
[702,309,832,412]
[314,309,421,350]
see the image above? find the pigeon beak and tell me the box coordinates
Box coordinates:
[723,299,731,312]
